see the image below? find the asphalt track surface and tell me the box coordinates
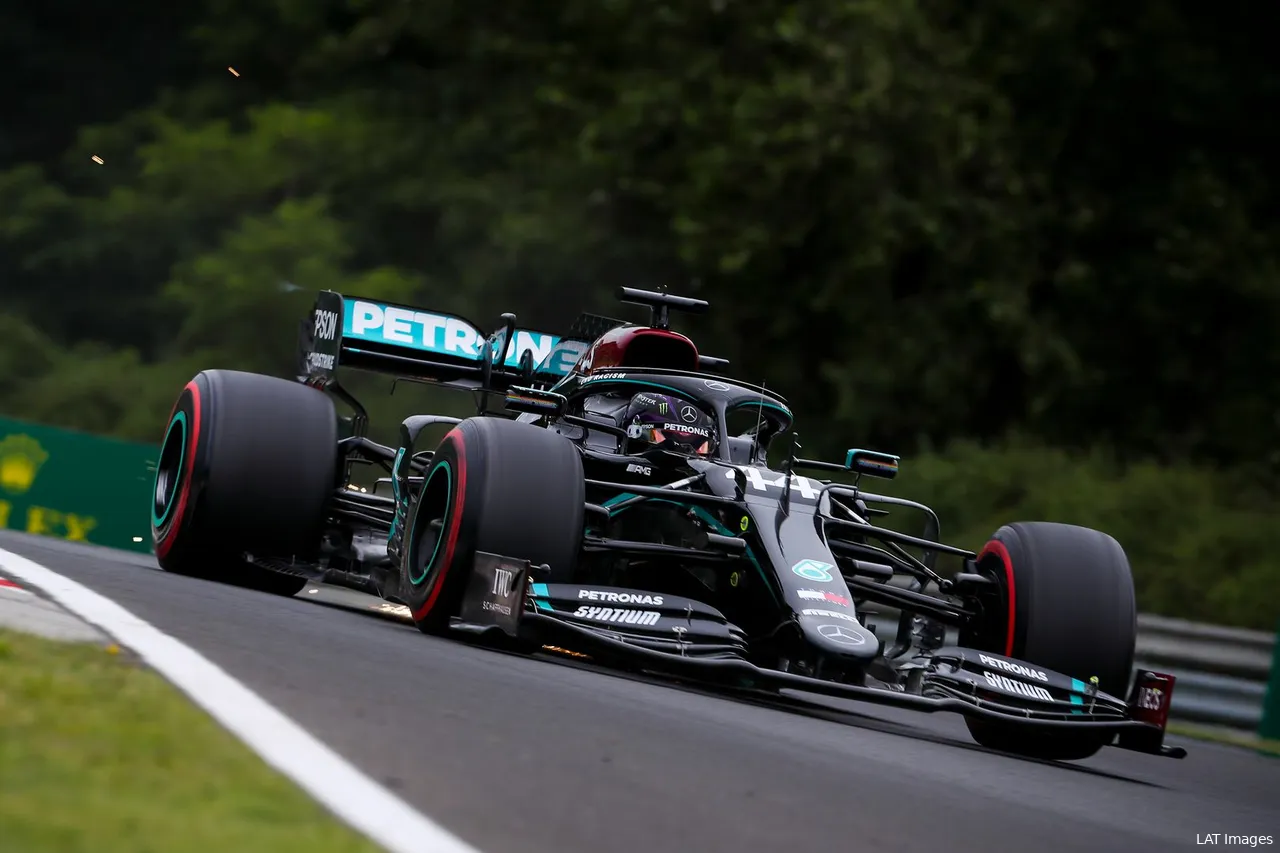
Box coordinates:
[3,531,1276,853]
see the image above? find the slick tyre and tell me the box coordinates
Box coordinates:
[402,417,584,634]
[151,369,338,596]
[963,521,1137,761]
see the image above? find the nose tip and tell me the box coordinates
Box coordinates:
[802,618,880,659]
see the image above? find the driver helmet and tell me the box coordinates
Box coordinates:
[623,392,717,457]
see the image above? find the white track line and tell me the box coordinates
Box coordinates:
[0,546,480,853]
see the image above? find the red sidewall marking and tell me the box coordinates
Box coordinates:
[156,380,202,559]
[0,578,22,590]
[411,429,468,622]
[979,539,1017,657]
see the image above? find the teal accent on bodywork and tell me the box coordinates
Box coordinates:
[387,447,406,542]
[152,411,187,528]
[341,297,561,370]
[689,506,730,533]
[845,448,901,470]
[600,492,778,605]
[532,339,590,378]
[408,461,452,585]
[530,583,553,611]
[553,377,692,398]
[1069,678,1087,715]
[727,400,792,419]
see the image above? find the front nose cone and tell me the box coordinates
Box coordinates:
[798,614,880,659]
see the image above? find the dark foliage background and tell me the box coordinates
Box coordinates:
[2,0,1277,627]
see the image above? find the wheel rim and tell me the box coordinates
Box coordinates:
[409,460,452,586]
[152,411,188,529]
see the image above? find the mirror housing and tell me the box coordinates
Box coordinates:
[845,448,900,480]
[504,386,567,418]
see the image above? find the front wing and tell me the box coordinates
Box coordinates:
[457,553,1186,760]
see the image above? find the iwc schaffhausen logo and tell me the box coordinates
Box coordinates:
[0,434,49,495]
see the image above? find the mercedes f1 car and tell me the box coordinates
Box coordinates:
[150,286,1185,762]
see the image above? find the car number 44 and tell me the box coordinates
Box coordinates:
[725,467,818,500]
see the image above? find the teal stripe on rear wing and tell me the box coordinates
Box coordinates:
[342,296,560,369]
[298,290,589,386]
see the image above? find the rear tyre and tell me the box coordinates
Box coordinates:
[962,521,1137,761]
[151,369,338,596]
[402,417,584,634]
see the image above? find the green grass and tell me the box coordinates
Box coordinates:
[0,629,382,853]
[1167,721,1280,757]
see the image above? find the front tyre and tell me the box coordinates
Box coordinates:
[402,417,584,634]
[962,521,1137,761]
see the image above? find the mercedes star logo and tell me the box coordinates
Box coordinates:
[818,623,866,646]
[703,380,732,391]
[680,405,699,423]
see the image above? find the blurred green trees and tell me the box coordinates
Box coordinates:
[1,0,1276,626]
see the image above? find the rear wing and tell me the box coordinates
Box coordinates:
[296,291,618,392]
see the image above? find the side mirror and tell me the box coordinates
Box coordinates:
[845,448,900,480]
[504,386,567,418]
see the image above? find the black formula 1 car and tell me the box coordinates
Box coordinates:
[151,287,1185,762]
